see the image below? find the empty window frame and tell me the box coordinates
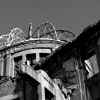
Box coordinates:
[85,54,99,79]
[45,88,54,100]
[26,53,36,66]
[14,56,22,71]
[12,98,20,100]
[40,53,50,58]
[3,55,7,76]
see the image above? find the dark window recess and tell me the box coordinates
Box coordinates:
[14,56,22,71]
[3,55,7,75]
[12,98,20,100]
[89,55,99,74]
[45,88,54,100]
[85,55,99,79]
[26,53,36,66]
[40,53,49,58]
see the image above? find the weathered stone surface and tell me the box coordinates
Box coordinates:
[0,75,38,100]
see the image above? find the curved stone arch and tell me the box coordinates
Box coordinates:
[32,22,57,40]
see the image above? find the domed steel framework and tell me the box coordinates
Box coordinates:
[0,22,95,75]
[32,22,76,42]
[0,28,25,48]
[0,22,76,49]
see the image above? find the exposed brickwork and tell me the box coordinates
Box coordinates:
[0,79,16,97]
[0,76,24,99]
[0,74,38,100]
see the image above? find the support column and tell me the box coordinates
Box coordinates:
[0,56,4,76]
[10,58,14,77]
[22,54,26,72]
[77,58,87,100]
[6,53,11,76]
[95,41,100,72]
[38,84,45,100]
[36,52,40,62]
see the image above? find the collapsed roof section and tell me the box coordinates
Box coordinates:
[34,20,100,77]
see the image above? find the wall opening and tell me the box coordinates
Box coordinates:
[26,53,36,66]
[85,55,99,79]
[12,98,20,100]
[14,56,22,71]
[45,88,54,100]
[3,55,7,76]
[14,56,22,76]
[40,53,50,58]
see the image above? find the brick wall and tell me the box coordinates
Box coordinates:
[0,75,38,100]
[0,76,24,100]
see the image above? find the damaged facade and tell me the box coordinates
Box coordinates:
[0,21,100,100]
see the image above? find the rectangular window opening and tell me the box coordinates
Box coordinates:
[85,54,99,79]
[14,56,22,71]
[3,55,7,76]
[26,53,36,66]
[40,53,50,58]
[45,88,55,100]
[12,98,20,100]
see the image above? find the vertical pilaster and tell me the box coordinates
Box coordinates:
[6,52,11,76]
[10,58,14,77]
[78,57,87,100]
[36,52,40,62]
[95,41,100,72]
[0,56,4,76]
[38,84,45,100]
[22,54,26,72]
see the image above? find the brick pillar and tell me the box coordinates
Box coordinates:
[38,84,45,100]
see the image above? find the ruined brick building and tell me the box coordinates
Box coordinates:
[0,21,100,100]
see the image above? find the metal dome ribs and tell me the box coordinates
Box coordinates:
[0,28,25,48]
